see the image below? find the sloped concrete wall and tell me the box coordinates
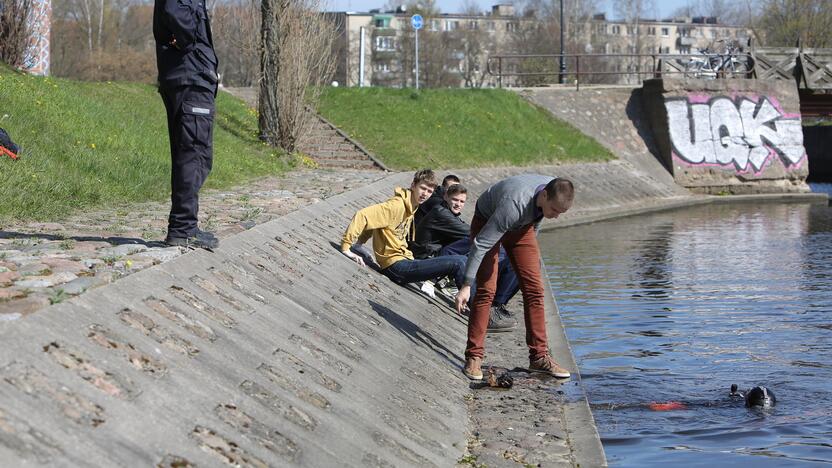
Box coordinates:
[642,78,810,194]
[0,172,474,467]
[0,160,689,467]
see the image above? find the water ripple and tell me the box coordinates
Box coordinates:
[541,202,832,467]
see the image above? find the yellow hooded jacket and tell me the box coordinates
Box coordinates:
[340,187,416,269]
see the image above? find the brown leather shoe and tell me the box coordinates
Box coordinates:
[529,354,571,378]
[464,357,483,381]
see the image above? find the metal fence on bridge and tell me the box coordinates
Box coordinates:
[487,45,832,96]
[486,52,756,90]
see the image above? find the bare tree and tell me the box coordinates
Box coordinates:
[757,0,832,47]
[506,0,609,85]
[394,1,461,88]
[212,0,260,85]
[456,0,492,87]
[259,0,338,152]
[613,0,657,84]
[0,0,33,67]
[669,0,748,24]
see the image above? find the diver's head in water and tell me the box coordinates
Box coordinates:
[729,384,777,408]
[745,386,776,408]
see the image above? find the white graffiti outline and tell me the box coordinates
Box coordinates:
[665,95,805,174]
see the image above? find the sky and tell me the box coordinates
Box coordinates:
[328,0,693,19]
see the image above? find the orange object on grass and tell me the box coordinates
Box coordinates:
[0,146,17,160]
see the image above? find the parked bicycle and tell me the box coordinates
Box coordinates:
[684,40,749,79]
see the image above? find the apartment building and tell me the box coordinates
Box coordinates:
[329,5,751,88]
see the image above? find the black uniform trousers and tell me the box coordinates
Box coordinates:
[160,84,216,239]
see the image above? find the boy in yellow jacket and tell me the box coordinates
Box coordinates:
[341,169,467,288]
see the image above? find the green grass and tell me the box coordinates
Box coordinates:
[317,87,613,170]
[0,64,288,222]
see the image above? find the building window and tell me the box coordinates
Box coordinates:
[611,25,620,34]
[468,20,478,30]
[430,19,440,31]
[647,26,656,35]
[506,22,518,32]
[374,36,395,51]
[445,20,459,31]
[661,27,669,36]
[626,26,635,35]
[487,21,496,31]
[374,62,390,72]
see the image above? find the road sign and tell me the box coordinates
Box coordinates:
[411,14,423,30]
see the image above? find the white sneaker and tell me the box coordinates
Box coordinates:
[420,281,436,298]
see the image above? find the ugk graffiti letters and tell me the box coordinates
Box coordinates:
[665,95,805,173]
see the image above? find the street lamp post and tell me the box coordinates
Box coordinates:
[559,0,565,84]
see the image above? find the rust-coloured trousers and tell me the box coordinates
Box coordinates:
[465,214,549,361]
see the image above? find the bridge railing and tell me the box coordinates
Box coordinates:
[486,53,756,89]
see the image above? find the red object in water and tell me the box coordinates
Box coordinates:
[648,401,687,411]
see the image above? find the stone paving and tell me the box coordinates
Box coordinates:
[0,168,387,320]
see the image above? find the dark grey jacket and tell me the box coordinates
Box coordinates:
[464,174,554,284]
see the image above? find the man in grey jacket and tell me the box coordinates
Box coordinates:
[455,175,574,381]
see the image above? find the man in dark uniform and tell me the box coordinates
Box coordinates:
[153,0,220,249]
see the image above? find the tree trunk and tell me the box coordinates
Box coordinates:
[258,0,279,144]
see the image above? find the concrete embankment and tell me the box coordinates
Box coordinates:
[0,154,700,467]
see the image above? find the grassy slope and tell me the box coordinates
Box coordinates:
[0,65,286,222]
[317,87,613,171]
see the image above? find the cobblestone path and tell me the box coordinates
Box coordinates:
[0,168,387,320]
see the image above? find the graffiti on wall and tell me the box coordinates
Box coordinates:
[665,94,805,174]
[23,0,51,76]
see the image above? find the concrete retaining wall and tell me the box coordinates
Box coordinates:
[0,157,825,466]
[642,78,810,194]
[0,159,693,467]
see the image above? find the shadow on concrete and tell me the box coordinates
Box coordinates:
[0,231,166,248]
[625,88,672,173]
[369,299,464,368]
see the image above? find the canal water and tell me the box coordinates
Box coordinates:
[539,199,832,466]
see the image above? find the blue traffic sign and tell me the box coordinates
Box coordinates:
[411,14,423,30]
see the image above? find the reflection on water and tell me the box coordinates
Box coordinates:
[539,202,832,467]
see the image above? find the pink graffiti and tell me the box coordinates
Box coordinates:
[686,93,800,118]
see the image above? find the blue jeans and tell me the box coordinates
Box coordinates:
[441,238,520,305]
[384,255,466,288]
